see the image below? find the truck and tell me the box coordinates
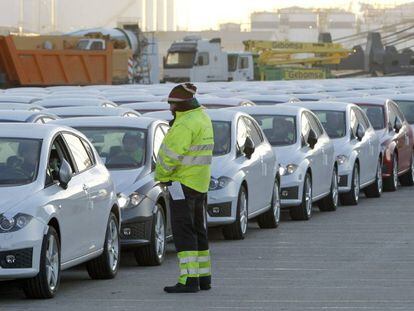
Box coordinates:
[162,36,254,83]
[0,24,158,88]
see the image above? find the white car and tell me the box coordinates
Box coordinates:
[0,124,120,299]
[45,106,140,118]
[291,101,383,205]
[144,109,281,240]
[52,117,172,266]
[233,105,337,220]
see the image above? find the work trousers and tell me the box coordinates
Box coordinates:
[170,184,211,285]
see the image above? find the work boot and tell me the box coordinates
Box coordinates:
[199,276,211,291]
[164,277,199,293]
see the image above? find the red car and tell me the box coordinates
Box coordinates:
[342,97,414,191]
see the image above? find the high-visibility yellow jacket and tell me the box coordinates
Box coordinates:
[155,107,214,193]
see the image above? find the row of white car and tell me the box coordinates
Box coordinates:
[1,76,414,299]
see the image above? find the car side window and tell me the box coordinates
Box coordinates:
[81,138,96,166]
[243,117,263,146]
[236,117,248,149]
[301,113,311,143]
[387,102,398,130]
[63,133,93,172]
[46,135,76,186]
[350,108,359,137]
[391,102,405,122]
[306,112,323,137]
[355,108,370,130]
[153,125,165,160]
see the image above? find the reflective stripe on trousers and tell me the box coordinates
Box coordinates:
[177,250,212,284]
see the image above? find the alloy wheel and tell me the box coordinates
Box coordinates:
[107,218,119,272]
[239,191,248,235]
[305,178,312,217]
[45,234,59,292]
[377,160,383,194]
[154,206,166,261]
[393,156,398,189]
[354,167,360,202]
[273,181,281,224]
[332,170,339,207]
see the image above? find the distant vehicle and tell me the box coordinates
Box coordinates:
[0,95,43,104]
[0,124,120,298]
[291,101,383,205]
[294,93,334,101]
[163,36,253,83]
[378,94,414,130]
[122,102,170,114]
[198,97,255,108]
[0,103,44,111]
[52,117,172,266]
[232,105,337,220]
[145,109,281,240]
[35,98,118,109]
[107,94,164,105]
[244,94,299,105]
[0,111,58,123]
[349,97,414,191]
[45,106,140,118]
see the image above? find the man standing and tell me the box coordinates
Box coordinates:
[155,83,214,293]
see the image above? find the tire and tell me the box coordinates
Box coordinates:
[134,204,166,266]
[384,154,398,192]
[318,168,338,212]
[86,212,120,280]
[257,179,281,229]
[364,158,383,198]
[223,185,248,240]
[290,173,312,220]
[23,226,60,299]
[340,162,360,206]
[399,153,414,186]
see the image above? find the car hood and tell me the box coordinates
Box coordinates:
[273,144,301,165]
[331,137,351,157]
[211,154,234,178]
[0,183,39,215]
[109,168,145,194]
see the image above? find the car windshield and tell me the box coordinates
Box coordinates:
[357,105,385,130]
[0,138,41,186]
[394,100,414,124]
[252,115,297,146]
[165,52,195,68]
[313,110,346,138]
[228,55,238,72]
[213,121,231,156]
[78,128,146,169]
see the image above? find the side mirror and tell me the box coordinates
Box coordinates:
[394,117,402,133]
[243,136,255,159]
[307,129,318,149]
[356,124,366,141]
[59,159,73,190]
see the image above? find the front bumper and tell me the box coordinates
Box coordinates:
[338,165,352,193]
[207,184,238,226]
[280,173,303,208]
[119,196,155,248]
[0,218,45,279]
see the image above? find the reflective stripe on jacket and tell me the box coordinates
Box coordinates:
[155,107,214,193]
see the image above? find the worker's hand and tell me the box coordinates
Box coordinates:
[159,181,172,187]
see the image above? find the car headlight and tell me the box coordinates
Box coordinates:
[117,192,145,209]
[0,213,33,233]
[336,155,349,165]
[209,177,232,191]
[279,164,298,176]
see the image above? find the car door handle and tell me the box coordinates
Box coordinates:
[83,184,89,192]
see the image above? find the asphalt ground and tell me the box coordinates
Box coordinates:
[1,187,414,311]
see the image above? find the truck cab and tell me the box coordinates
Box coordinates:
[227,52,254,81]
[163,36,228,83]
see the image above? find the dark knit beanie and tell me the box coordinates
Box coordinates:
[167,83,199,107]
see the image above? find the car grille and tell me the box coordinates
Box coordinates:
[0,248,33,269]
[207,202,232,217]
[281,186,299,200]
[339,175,348,187]
[120,222,149,240]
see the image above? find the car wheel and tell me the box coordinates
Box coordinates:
[290,173,312,220]
[223,185,248,240]
[340,162,360,206]
[364,158,383,198]
[318,168,338,212]
[384,154,398,192]
[23,226,60,299]
[86,212,120,279]
[257,178,281,229]
[134,204,166,266]
[399,152,414,186]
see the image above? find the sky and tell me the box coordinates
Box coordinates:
[174,0,413,30]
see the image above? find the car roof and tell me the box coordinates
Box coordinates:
[121,102,170,110]
[227,104,304,116]
[45,106,140,116]
[36,98,115,107]
[332,97,388,106]
[198,97,253,106]
[243,94,298,103]
[0,110,57,121]
[290,101,354,111]
[0,123,63,139]
[51,116,162,129]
